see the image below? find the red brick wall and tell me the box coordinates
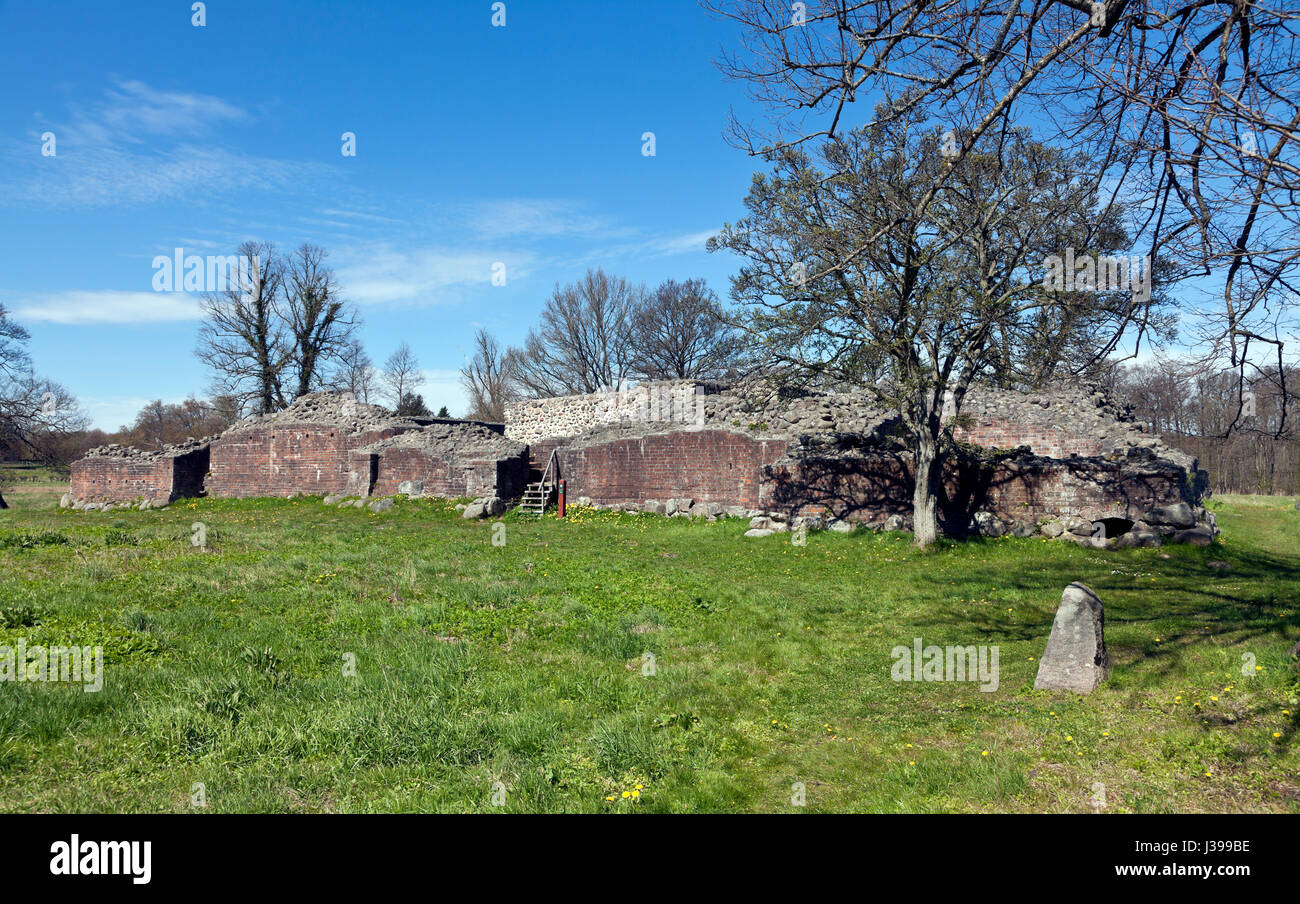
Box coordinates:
[953,418,1103,457]
[206,424,415,498]
[363,447,529,499]
[69,447,209,503]
[555,430,790,508]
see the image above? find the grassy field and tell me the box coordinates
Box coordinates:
[0,468,1296,813]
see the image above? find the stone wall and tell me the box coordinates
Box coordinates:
[506,380,705,444]
[69,442,210,504]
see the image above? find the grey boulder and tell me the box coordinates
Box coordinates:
[1034,582,1110,694]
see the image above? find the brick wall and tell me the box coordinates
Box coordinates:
[555,429,790,508]
[206,424,417,498]
[360,446,530,499]
[69,447,210,504]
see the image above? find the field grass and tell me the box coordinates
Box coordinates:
[0,471,1296,812]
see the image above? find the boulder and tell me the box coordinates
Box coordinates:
[1116,530,1162,548]
[643,500,666,515]
[882,514,908,532]
[352,499,367,508]
[1144,502,1195,529]
[461,501,486,519]
[1064,516,1093,537]
[1009,520,1037,538]
[1034,583,1110,694]
[369,499,395,513]
[827,519,854,533]
[665,498,693,516]
[482,497,506,517]
[1170,526,1214,546]
[972,511,1005,537]
[323,494,344,506]
[723,505,749,519]
[1039,519,1065,538]
[396,480,424,498]
[744,528,776,538]
[59,493,72,509]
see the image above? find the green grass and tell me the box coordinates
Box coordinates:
[0,489,1295,813]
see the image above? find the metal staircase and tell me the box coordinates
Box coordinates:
[518,450,557,516]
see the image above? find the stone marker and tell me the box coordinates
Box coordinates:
[1034,582,1110,694]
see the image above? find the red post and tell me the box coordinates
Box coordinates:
[558,479,566,518]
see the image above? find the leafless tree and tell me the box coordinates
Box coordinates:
[460,327,518,421]
[196,241,289,415]
[513,268,644,397]
[381,342,423,412]
[283,244,358,400]
[707,0,1300,435]
[631,278,743,380]
[328,338,378,404]
[0,304,87,501]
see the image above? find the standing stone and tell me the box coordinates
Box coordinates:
[1034,583,1110,693]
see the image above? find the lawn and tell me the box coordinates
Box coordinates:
[0,475,1296,812]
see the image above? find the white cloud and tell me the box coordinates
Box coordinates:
[335,244,537,306]
[13,291,201,325]
[2,80,326,208]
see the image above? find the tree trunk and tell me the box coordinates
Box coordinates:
[912,427,941,548]
[0,491,9,510]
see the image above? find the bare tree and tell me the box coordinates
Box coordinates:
[329,338,378,404]
[631,278,743,380]
[0,304,87,499]
[707,0,1300,435]
[196,241,288,415]
[514,268,644,397]
[460,327,518,421]
[283,244,358,400]
[382,342,423,411]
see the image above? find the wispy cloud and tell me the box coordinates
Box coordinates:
[1,80,326,208]
[464,199,611,239]
[13,291,200,325]
[335,244,538,306]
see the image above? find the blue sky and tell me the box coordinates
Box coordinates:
[0,0,766,429]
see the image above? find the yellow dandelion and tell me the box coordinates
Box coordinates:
[981,750,989,756]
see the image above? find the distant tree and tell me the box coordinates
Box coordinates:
[460,327,518,421]
[0,303,87,479]
[435,405,450,418]
[632,278,742,380]
[382,342,423,411]
[394,392,431,417]
[121,397,238,451]
[329,338,378,404]
[513,269,644,397]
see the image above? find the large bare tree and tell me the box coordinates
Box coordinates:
[513,268,644,397]
[197,242,358,414]
[196,241,289,415]
[631,278,743,380]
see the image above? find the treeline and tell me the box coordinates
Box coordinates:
[460,268,740,420]
[1107,359,1300,495]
